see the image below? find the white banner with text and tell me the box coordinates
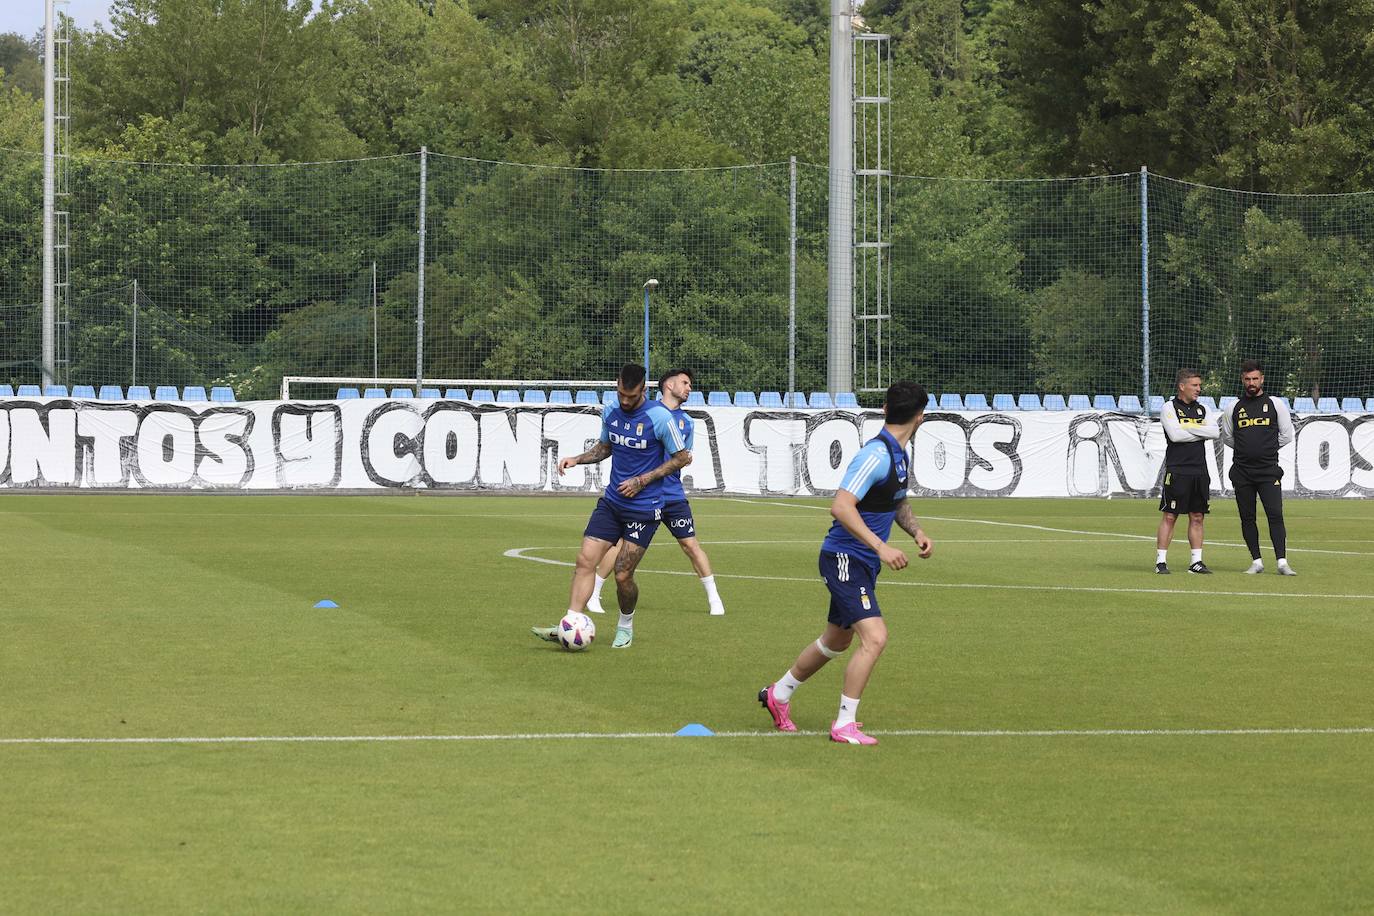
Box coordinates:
[1,399,1371,497]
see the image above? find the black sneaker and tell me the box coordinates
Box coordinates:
[1155,562,1170,575]
[1188,562,1213,574]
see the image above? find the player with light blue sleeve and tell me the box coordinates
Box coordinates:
[586,369,726,617]
[531,364,691,649]
[758,381,934,745]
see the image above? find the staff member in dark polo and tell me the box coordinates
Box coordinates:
[1220,360,1296,575]
[1155,368,1220,574]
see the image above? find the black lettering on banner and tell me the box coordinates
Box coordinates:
[130,404,256,489]
[1067,412,1159,497]
[682,409,725,494]
[359,401,422,487]
[908,411,1024,498]
[272,404,343,489]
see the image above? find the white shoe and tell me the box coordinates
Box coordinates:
[709,603,726,617]
[1244,561,1263,575]
[1277,563,1297,576]
[586,595,607,614]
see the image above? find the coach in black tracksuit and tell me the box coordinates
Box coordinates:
[1155,368,1220,575]
[1220,360,1296,575]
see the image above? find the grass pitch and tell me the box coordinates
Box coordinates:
[2,493,1372,913]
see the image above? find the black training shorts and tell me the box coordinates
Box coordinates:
[1159,471,1210,515]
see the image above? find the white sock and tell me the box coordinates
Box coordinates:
[1277,557,1289,567]
[591,575,606,599]
[835,694,860,728]
[1191,548,1203,564]
[1156,549,1167,564]
[618,612,635,630]
[701,575,722,604]
[1249,559,1264,568]
[773,671,803,703]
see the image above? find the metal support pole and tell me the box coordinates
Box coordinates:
[372,260,378,380]
[131,279,138,385]
[416,147,427,394]
[1140,165,1151,415]
[643,279,658,376]
[788,156,797,399]
[827,0,854,396]
[41,0,55,387]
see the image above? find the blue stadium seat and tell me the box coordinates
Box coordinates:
[1066,394,1091,410]
[1092,394,1117,411]
[685,391,706,407]
[992,394,1016,411]
[1118,395,1143,414]
[1148,395,1165,414]
[781,392,804,408]
[154,386,180,401]
[964,393,990,411]
[574,390,599,405]
[707,391,732,407]
[734,391,759,407]
[420,388,441,399]
[1042,394,1067,411]
[445,388,469,400]
[1017,394,1042,411]
[1218,396,1237,415]
[210,386,236,402]
[72,385,96,399]
[0,384,14,397]
[938,393,964,411]
[363,387,386,398]
[337,387,361,399]
[1342,397,1364,413]
[44,384,69,397]
[471,389,497,403]
[523,390,548,404]
[835,392,859,408]
[1317,397,1340,413]
[18,384,41,396]
[1367,398,1374,413]
[1197,396,1217,413]
[98,385,126,401]
[759,391,784,408]
[810,392,834,409]
[127,385,152,400]
[390,388,414,398]
[495,390,520,404]
[1293,396,1315,413]
[182,386,208,402]
[549,390,574,405]
[602,390,619,407]
[1273,396,1291,412]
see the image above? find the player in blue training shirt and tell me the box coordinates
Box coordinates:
[758,380,933,745]
[531,363,691,649]
[585,368,726,617]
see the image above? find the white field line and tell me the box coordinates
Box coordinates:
[4,727,1374,746]
[503,547,1374,601]
[723,498,1374,557]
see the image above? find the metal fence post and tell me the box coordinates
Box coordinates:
[416,147,427,394]
[1140,165,1151,415]
[789,156,797,398]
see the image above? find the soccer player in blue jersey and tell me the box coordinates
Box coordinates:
[531,363,692,649]
[586,368,726,617]
[759,381,933,745]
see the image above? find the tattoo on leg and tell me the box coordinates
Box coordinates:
[615,543,647,613]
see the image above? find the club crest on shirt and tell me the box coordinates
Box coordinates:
[636,422,644,435]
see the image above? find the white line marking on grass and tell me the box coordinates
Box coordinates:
[503,548,1374,601]
[4,727,1372,746]
[724,498,1374,556]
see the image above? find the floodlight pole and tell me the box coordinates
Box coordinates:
[643,279,658,376]
[42,0,56,387]
[416,147,427,394]
[1140,165,1151,416]
[827,0,855,396]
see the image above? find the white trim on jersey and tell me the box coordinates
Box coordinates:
[840,452,882,497]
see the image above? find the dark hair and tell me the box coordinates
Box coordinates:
[618,363,647,389]
[884,381,928,425]
[1175,367,1201,386]
[658,368,694,392]
[1240,359,1263,374]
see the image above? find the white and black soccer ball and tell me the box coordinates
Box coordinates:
[557,611,596,651]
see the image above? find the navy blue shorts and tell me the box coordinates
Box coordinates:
[584,497,662,548]
[818,549,882,628]
[661,499,697,541]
